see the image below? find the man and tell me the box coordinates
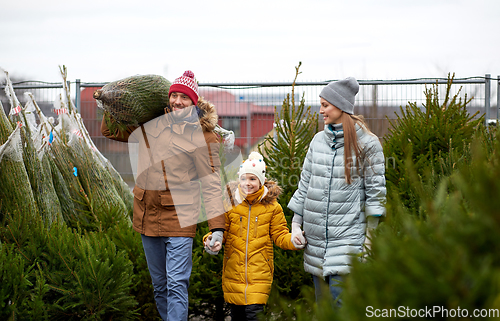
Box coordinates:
[101,70,225,320]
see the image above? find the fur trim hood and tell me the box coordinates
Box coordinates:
[224,180,282,207]
[197,97,218,132]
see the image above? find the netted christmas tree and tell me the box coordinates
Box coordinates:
[93,74,171,132]
[0,65,134,228]
[1,70,59,225]
[54,66,132,226]
[0,66,140,320]
[0,112,38,221]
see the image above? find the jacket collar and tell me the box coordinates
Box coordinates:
[161,106,200,135]
[323,123,364,149]
[144,96,220,138]
[227,180,281,208]
[324,123,344,149]
[141,106,198,138]
[235,186,268,205]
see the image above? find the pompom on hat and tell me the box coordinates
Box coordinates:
[319,77,359,115]
[168,70,199,106]
[238,152,266,186]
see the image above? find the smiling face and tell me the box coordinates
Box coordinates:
[239,173,261,195]
[320,97,343,124]
[169,92,193,111]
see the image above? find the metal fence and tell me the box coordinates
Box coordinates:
[1,75,499,186]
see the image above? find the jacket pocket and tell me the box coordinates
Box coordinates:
[161,191,196,227]
[209,144,221,168]
[239,216,243,237]
[160,191,194,207]
[159,192,175,210]
[261,249,274,276]
[132,186,146,230]
[133,186,145,201]
[172,135,197,152]
[248,251,272,284]
[223,247,242,282]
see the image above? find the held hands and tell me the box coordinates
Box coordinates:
[361,229,373,263]
[361,216,380,262]
[363,229,373,252]
[291,222,307,249]
[204,231,223,255]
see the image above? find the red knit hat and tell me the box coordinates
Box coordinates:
[168,70,199,105]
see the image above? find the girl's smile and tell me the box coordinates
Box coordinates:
[239,173,261,195]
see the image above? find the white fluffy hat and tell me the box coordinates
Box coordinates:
[238,151,266,185]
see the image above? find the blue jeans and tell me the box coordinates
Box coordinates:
[312,274,343,307]
[141,235,193,321]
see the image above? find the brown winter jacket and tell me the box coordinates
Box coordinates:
[204,181,297,305]
[101,98,225,237]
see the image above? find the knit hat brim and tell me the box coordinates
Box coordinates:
[238,152,266,186]
[320,87,354,115]
[319,77,359,115]
[169,84,199,106]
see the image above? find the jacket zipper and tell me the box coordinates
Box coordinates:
[244,205,252,304]
[239,216,243,237]
[326,147,337,251]
[254,216,258,238]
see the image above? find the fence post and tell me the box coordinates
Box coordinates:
[75,79,81,113]
[246,101,251,156]
[497,76,500,120]
[485,74,491,124]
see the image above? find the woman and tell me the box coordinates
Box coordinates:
[288,77,386,305]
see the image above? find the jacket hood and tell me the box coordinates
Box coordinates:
[224,180,282,207]
[197,97,218,132]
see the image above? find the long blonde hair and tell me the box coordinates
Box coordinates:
[338,112,373,184]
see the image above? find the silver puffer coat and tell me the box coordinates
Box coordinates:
[288,123,386,277]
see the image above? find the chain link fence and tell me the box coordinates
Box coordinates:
[2,75,498,186]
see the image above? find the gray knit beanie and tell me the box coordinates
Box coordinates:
[319,77,359,115]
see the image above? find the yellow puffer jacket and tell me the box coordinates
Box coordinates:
[205,180,297,305]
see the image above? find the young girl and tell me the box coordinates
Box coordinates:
[204,151,303,321]
[288,77,386,305]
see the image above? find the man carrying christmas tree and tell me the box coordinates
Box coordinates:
[101,70,225,321]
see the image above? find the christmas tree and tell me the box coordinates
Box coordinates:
[383,73,484,214]
[259,62,319,310]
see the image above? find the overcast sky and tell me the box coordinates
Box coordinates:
[1,0,499,84]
